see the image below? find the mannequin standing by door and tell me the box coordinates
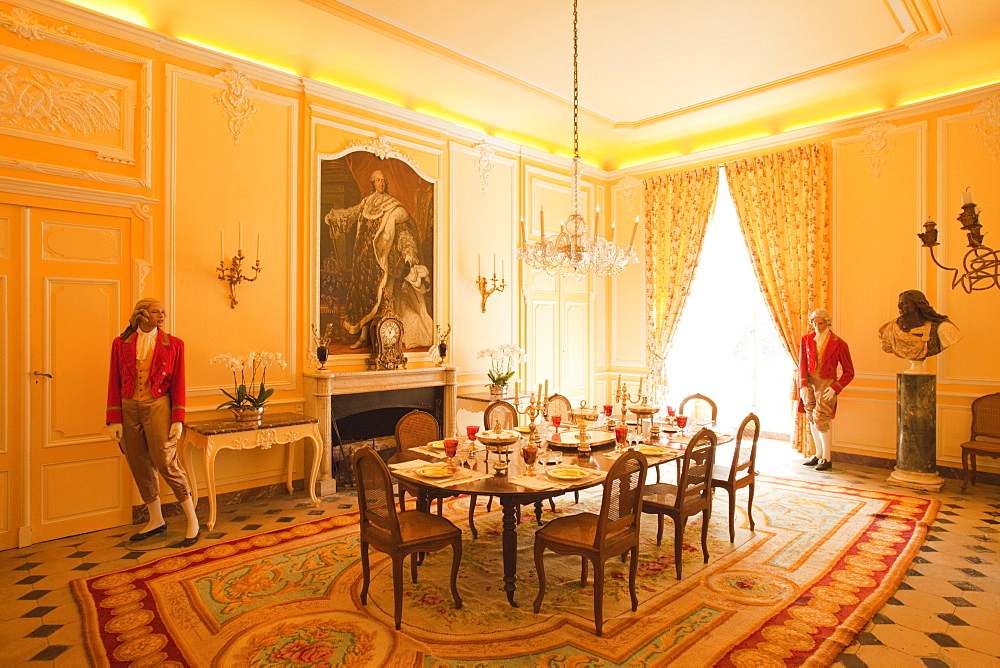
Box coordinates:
[797,309,854,471]
[106,298,200,547]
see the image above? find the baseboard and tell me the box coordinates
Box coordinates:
[833,451,1000,488]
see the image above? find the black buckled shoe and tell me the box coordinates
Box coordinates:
[815,459,832,471]
[802,456,819,466]
[129,524,166,542]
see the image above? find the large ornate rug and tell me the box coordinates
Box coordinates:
[72,476,937,667]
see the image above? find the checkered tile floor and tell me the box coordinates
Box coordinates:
[1,440,997,667]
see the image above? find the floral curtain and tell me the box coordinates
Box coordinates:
[644,166,719,401]
[724,143,830,454]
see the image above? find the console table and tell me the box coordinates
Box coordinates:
[179,412,323,530]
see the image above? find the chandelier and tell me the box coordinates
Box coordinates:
[517,0,639,278]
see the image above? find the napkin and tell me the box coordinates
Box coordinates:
[509,475,559,490]
[438,471,492,488]
[410,445,446,457]
[389,459,432,470]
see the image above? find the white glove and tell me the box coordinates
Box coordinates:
[109,423,123,442]
[798,387,810,402]
[822,386,836,402]
[167,421,184,446]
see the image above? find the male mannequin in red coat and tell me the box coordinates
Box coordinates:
[798,309,854,471]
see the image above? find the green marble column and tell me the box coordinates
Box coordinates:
[888,373,944,491]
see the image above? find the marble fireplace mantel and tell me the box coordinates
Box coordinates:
[303,366,458,495]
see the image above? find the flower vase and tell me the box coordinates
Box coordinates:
[489,384,507,399]
[231,406,265,424]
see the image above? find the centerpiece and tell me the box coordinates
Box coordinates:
[476,344,526,398]
[210,350,288,422]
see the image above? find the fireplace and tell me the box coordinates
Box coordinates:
[304,366,457,494]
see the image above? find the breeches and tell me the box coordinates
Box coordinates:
[801,378,837,432]
[121,395,190,504]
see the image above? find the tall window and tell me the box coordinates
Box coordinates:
[662,171,793,433]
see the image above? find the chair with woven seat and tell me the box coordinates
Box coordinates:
[642,427,717,579]
[546,393,572,423]
[532,450,648,636]
[484,400,518,430]
[678,393,718,425]
[961,393,1000,492]
[352,447,463,630]
[395,409,446,514]
[712,413,760,542]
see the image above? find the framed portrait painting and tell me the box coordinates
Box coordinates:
[318,149,435,354]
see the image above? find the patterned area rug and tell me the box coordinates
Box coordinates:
[72,477,937,667]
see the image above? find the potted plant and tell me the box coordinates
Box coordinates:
[210,350,288,422]
[477,344,526,398]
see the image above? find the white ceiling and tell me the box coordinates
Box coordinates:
[64,0,1000,167]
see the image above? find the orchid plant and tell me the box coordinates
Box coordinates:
[476,344,527,386]
[210,350,288,410]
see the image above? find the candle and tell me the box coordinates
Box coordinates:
[611,218,616,243]
[220,230,225,263]
[256,233,260,261]
[627,219,639,250]
[545,379,549,400]
[540,206,545,241]
[478,254,481,276]
[538,383,543,399]
[616,374,621,393]
[493,254,496,277]
[514,381,519,400]
[638,377,643,396]
[520,217,526,244]
[962,188,975,205]
[501,259,504,281]
[239,221,243,250]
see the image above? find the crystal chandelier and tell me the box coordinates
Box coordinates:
[517,0,639,278]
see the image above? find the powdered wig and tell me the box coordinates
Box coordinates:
[120,297,164,339]
[809,309,832,326]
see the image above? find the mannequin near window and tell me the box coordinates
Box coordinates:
[797,309,855,471]
[106,298,200,547]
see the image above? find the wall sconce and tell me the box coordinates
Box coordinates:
[218,224,262,308]
[476,253,506,313]
[918,189,998,293]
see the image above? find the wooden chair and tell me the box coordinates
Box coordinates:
[712,413,760,542]
[484,400,518,430]
[352,447,463,630]
[546,393,573,423]
[961,393,1000,492]
[642,427,717,579]
[395,409,446,514]
[532,450,648,636]
[678,393,718,424]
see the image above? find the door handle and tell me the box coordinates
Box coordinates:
[33,371,53,378]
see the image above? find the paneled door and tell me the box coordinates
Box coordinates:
[525,269,591,404]
[27,206,133,544]
[0,203,21,550]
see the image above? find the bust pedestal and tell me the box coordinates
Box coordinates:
[887,372,944,492]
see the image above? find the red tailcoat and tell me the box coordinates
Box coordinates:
[106,330,186,424]
[797,331,853,416]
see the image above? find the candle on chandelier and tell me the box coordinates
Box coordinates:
[256,233,260,261]
[520,217,526,245]
[611,218,616,243]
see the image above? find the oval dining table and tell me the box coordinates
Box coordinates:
[389,431,694,607]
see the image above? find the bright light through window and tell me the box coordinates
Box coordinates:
[662,170,794,434]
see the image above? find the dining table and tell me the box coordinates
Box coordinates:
[388,425,729,607]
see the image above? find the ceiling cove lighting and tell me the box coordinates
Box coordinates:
[517,0,638,278]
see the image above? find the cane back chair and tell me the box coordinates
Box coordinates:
[961,393,1000,492]
[712,413,761,542]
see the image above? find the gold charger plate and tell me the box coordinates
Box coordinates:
[416,465,453,478]
[426,440,446,450]
[636,445,668,456]
[547,467,590,481]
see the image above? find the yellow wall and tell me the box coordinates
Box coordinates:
[1,0,997,548]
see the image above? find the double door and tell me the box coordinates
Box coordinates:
[524,269,591,404]
[0,199,135,549]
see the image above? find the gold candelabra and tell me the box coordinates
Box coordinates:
[614,377,647,427]
[476,254,506,313]
[918,193,999,293]
[513,393,545,446]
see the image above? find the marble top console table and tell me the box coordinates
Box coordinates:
[304,366,458,494]
[179,412,322,530]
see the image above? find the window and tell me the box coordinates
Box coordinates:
[661,170,793,434]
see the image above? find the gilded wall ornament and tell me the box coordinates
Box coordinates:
[0,63,120,136]
[858,121,897,179]
[617,175,643,218]
[346,134,408,162]
[213,70,258,144]
[474,141,496,193]
[972,93,1000,162]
